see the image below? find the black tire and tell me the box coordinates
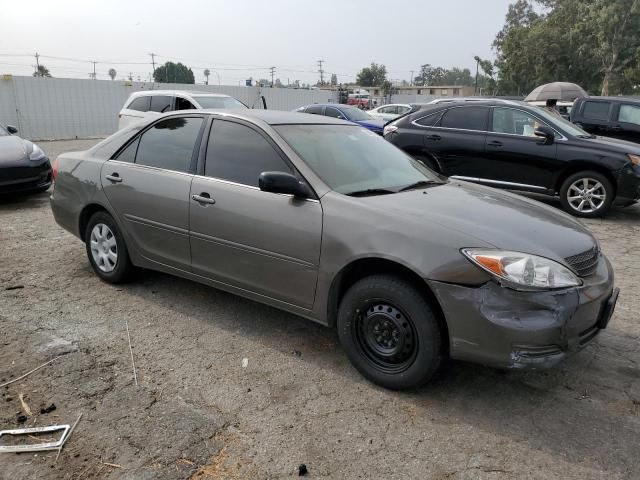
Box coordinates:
[559,171,613,218]
[337,275,442,390]
[84,211,134,284]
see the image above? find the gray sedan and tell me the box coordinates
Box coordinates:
[50,110,618,390]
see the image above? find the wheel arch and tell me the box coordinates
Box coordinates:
[326,257,450,355]
[78,203,113,242]
[554,162,617,196]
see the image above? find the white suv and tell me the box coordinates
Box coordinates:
[117,90,247,130]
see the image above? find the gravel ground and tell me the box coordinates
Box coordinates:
[1,139,639,479]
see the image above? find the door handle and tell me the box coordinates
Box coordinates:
[487,141,503,147]
[105,173,122,183]
[427,134,441,141]
[192,193,216,205]
[611,125,622,131]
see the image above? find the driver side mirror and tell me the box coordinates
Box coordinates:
[534,125,555,144]
[6,125,18,134]
[259,171,310,198]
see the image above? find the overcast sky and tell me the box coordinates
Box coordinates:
[0,0,514,85]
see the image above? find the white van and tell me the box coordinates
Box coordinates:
[117,90,248,130]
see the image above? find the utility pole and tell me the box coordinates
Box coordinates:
[474,56,480,94]
[317,60,325,85]
[34,52,40,75]
[90,61,97,80]
[149,53,157,80]
[269,66,276,87]
[410,70,414,86]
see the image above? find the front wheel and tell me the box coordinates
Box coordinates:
[559,171,613,218]
[337,275,442,390]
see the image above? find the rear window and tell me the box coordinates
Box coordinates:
[306,105,323,115]
[191,96,247,109]
[414,111,443,127]
[150,96,173,113]
[127,96,150,112]
[618,104,640,126]
[440,106,489,131]
[582,101,611,121]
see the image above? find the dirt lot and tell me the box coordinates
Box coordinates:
[1,139,639,479]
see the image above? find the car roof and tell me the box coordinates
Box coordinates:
[128,90,231,98]
[302,103,358,109]
[577,96,640,103]
[199,109,353,125]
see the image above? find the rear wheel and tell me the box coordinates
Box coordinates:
[337,275,442,390]
[85,211,134,283]
[559,171,613,218]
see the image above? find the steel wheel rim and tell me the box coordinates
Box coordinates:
[90,223,118,273]
[353,301,418,374]
[567,178,606,213]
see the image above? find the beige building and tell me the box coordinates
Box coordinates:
[395,85,476,97]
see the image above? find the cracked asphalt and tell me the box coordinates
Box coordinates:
[1,139,639,479]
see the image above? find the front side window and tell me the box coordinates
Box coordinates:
[150,96,173,113]
[175,97,196,110]
[275,125,441,195]
[127,96,150,112]
[134,117,203,172]
[440,106,488,131]
[618,104,640,126]
[492,108,547,137]
[342,107,373,121]
[205,120,292,187]
[582,101,611,121]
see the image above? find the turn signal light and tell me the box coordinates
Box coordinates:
[628,154,640,167]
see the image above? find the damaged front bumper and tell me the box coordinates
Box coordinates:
[428,254,617,369]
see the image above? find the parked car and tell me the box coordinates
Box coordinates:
[384,99,640,217]
[0,124,52,195]
[367,104,412,123]
[118,90,248,129]
[295,104,385,134]
[50,110,618,390]
[571,96,640,144]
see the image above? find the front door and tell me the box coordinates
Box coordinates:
[101,115,204,270]
[189,119,322,308]
[480,107,558,191]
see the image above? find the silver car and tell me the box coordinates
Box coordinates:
[50,110,618,390]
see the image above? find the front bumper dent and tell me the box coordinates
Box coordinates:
[428,255,616,369]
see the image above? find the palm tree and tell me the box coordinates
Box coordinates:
[108,68,117,80]
[204,69,210,85]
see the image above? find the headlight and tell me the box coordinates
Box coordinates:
[29,144,46,161]
[461,248,582,290]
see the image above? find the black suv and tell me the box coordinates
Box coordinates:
[384,100,640,217]
[571,96,640,144]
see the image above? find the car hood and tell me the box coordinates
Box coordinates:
[0,135,29,164]
[361,180,596,263]
[577,135,640,154]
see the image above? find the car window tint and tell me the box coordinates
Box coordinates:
[305,105,323,115]
[175,97,196,110]
[325,107,345,119]
[150,96,173,113]
[492,108,547,137]
[135,117,202,172]
[440,106,488,131]
[415,112,443,127]
[618,104,640,126]
[115,136,140,163]
[205,120,292,187]
[127,96,150,112]
[582,101,611,121]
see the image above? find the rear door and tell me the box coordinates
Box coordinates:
[482,107,558,190]
[102,115,205,270]
[427,106,489,177]
[189,118,322,308]
[612,103,640,143]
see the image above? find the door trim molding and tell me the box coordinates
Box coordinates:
[450,176,548,192]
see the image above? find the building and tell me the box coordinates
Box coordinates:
[394,85,476,97]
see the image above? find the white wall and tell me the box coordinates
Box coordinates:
[0,76,337,140]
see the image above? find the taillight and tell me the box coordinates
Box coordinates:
[52,157,59,181]
[118,113,122,119]
[383,125,398,137]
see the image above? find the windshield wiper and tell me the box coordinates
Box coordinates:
[398,180,441,192]
[345,188,396,197]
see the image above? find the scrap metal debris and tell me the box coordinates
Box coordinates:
[0,425,70,453]
[40,403,57,414]
[4,285,24,290]
[125,320,138,386]
[55,413,83,462]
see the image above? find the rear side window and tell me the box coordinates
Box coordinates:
[205,120,293,187]
[134,117,203,173]
[150,96,173,113]
[440,107,488,131]
[325,107,346,119]
[175,97,196,110]
[305,105,323,115]
[582,101,611,121]
[414,111,443,127]
[618,104,640,126]
[115,137,140,163]
[127,96,150,112]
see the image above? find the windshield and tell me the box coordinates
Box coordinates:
[274,125,442,194]
[192,96,247,109]
[531,106,591,137]
[342,107,373,122]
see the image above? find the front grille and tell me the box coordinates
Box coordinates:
[565,247,599,277]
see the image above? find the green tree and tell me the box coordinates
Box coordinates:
[330,73,338,86]
[356,63,387,86]
[153,61,195,84]
[33,65,52,78]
